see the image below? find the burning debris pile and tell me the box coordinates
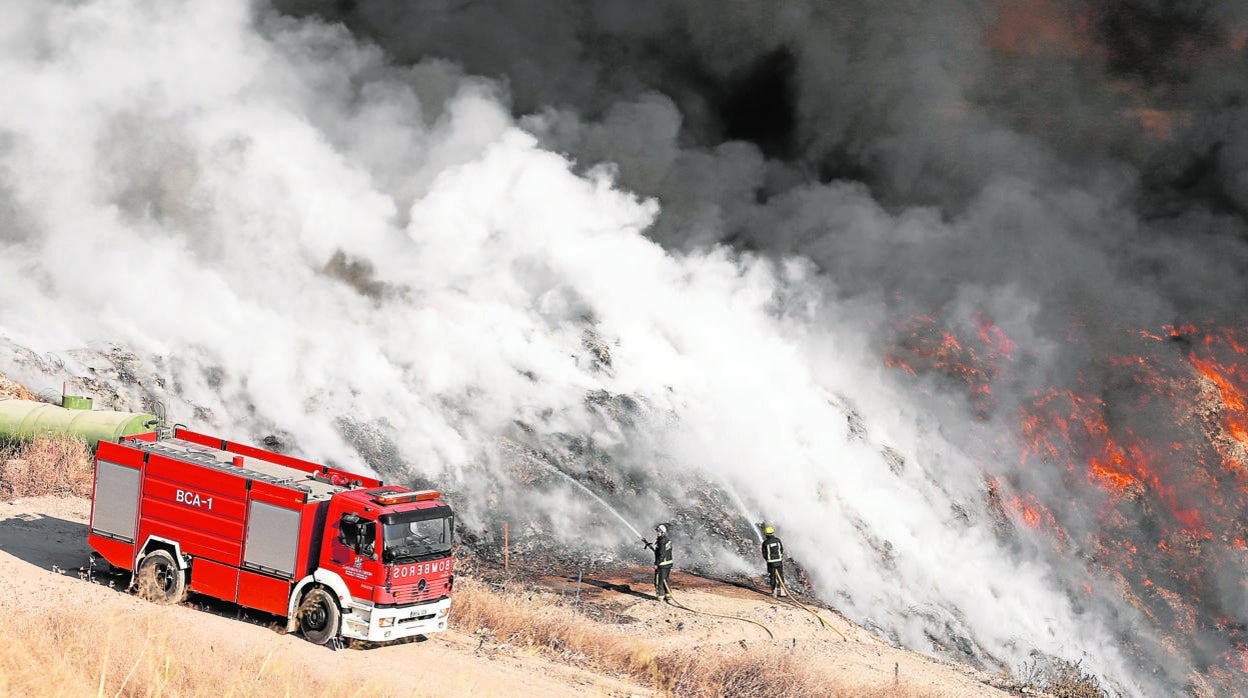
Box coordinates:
[0,374,34,402]
[885,313,1019,420]
[892,319,1248,695]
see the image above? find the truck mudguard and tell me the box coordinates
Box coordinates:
[286,569,353,631]
[139,535,188,569]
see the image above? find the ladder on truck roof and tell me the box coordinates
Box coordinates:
[125,436,344,503]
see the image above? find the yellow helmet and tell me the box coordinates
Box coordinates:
[763,525,775,535]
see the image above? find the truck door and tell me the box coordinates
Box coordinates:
[330,512,381,596]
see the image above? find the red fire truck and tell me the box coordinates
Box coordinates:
[86,427,454,645]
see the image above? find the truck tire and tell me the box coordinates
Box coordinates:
[136,550,186,605]
[297,587,341,645]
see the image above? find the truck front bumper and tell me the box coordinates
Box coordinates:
[342,597,451,642]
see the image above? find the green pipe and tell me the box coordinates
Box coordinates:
[0,398,158,449]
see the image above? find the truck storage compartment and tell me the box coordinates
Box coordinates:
[90,459,141,543]
[244,499,301,578]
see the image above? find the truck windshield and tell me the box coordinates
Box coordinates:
[380,508,453,563]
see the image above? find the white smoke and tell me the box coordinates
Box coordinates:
[8,1,1248,695]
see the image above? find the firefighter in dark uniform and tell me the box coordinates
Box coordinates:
[762,525,786,597]
[644,524,674,601]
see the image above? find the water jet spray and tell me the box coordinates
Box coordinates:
[508,448,643,541]
[724,484,765,545]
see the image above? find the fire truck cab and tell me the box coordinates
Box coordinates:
[87,427,454,645]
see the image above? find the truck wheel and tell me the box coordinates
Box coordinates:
[297,588,341,645]
[136,550,186,605]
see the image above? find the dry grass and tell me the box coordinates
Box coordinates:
[450,577,941,698]
[451,577,657,668]
[0,601,404,698]
[0,435,94,500]
[1019,657,1106,698]
[653,646,877,697]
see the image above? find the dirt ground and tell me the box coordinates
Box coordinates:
[0,495,1023,697]
[524,568,1021,697]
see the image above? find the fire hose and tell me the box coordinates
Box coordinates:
[775,571,848,642]
[662,579,775,640]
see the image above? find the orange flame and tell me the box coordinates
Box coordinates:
[894,320,1248,691]
[1190,354,1248,445]
[987,0,1106,59]
[1121,108,1192,142]
[885,313,1015,418]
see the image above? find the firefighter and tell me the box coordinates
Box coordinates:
[643,524,674,601]
[762,525,786,597]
